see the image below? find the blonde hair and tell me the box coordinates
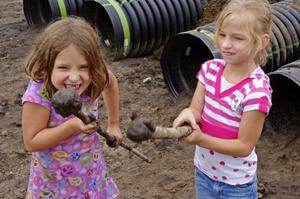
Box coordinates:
[24,16,109,100]
[214,0,272,65]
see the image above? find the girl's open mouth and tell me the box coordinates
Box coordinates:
[64,84,81,90]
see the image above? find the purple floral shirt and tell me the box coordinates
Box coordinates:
[22,80,119,199]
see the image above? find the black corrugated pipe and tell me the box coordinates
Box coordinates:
[267,59,300,131]
[80,0,131,59]
[80,0,207,59]
[23,0,86,25]
[160,0,300,99]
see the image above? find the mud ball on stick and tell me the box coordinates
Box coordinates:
[51,88,81,117]
[126,117,156,142]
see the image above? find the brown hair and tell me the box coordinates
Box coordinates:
[24,16,109,100]
[214,0,272,65]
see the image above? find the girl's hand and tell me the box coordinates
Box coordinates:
[107,125,123,145]
[178,128,202,145]
[67,117,98,134]
[173,108,198,130]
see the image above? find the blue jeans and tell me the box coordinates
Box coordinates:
[195,167,257,199]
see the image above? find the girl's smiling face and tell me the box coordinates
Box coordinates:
[51,44,91,95]
[217,14,258,67]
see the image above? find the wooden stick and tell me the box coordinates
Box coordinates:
[51,89,151,163]
[151,126,193,139]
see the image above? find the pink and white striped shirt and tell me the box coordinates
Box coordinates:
[194,59,272,185]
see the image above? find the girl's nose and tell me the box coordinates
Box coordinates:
[222,37,232,48]
[68,71,80,82]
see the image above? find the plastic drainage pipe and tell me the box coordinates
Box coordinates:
[272,21,287,68]
[146,0,163,51]
[117,0,140,57]
[23,0,86,25]
[78,0,204,58]
[194,0,203,19]
[40,0,67,23]
[178,0,192,31]
[76,0,85,14]
[170,0,184,34]
[153,0,170,45]
[273,6,299,61]
[160,27,221,98]
[160,1,300,99]
[187,0,198,28]
[127,0,149,57]
[66,0,79,16]
[267,60,300,131]
[138,0,156,56]
[268,60,300,87]
[162,0,178,41]
[80,0,130,59]
[276,2,300,59]
[23,0,47,25]
[40,0,67,22]
[271,7,294,65]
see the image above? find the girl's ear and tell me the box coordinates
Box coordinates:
[261,34,270,49]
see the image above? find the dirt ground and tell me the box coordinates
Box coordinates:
[0,0,299,198]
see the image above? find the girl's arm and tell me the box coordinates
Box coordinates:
[22,103,97,152]
[180,110,266,157]
[173,81,205,129]
[101,71,122,144]
[190,81,206,121]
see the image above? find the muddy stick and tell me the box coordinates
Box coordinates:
[126,114,193,142]
[51,89,151,163]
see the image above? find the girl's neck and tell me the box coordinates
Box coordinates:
[223,62,257,84]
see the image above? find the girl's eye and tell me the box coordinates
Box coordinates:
[56,66,68,70]
[219,33,225,37]
[80,65,89,70]
[234,36,244,41]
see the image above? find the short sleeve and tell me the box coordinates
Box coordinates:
[243,89,272,115]
[196,62,208,86]
[22,80,52,111]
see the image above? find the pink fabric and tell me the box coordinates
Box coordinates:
[200,119,238,139]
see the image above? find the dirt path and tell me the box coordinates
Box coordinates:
[0,0,299,198]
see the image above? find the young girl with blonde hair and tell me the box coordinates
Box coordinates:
[173,0,273,198]
[22,17,122,198]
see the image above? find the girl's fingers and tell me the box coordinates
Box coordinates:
[82,123,98,134]
[191,123,200,130]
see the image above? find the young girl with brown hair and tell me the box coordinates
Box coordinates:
[22,17,121,198]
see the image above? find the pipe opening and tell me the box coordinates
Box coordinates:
[161,30,221,98]
[268,68,300,132]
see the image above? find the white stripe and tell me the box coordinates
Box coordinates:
[244,104,260,112]
[231,90,244,99]
[206,84,215,94]
[243,84,251,95]
[244,92,271,103]
[210,63,220,71]
[204,106,240,127]
[253,78,264,88]
[198,75,205,84]
[202,62,208,73]
[206,95,240,118]
[206,72,217,82]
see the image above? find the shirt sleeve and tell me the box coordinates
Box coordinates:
[22,80,52,111]
[243,88,272,115]
[196,61,208,86]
